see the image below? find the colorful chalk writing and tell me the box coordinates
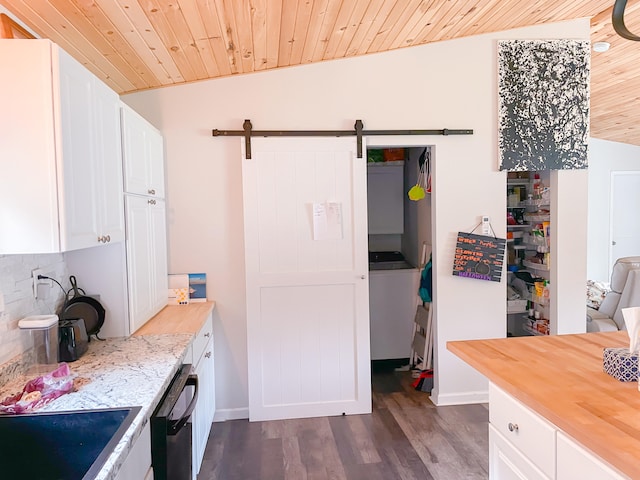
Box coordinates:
[452,232,506,282]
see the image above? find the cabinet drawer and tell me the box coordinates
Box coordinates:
[557,432,628,480]
[489,425,550,480]
[489,383,555,479]
[192,314,213,364]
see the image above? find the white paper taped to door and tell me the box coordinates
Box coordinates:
[312,202,343,240]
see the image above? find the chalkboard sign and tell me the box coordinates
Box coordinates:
[452,232,506,282]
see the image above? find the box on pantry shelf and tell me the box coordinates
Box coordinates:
[603,347,638,382]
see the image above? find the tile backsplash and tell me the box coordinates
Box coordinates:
[0,254,68,365]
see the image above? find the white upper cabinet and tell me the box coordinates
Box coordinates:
[121,104,165,198]
[0,39,124,254]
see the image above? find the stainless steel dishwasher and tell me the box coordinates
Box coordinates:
[151,364,198,480]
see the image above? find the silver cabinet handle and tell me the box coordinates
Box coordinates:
[360,275,366,279]
[205,351,212,359]
[508,422,519,433]
[148,199,156,205]
[106,234,111,243]
[204,332,211,338]
[148,189,156,195]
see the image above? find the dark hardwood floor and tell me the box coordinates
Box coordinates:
[198,365,489,480]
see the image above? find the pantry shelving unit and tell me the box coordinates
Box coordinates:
[506,175,551,337]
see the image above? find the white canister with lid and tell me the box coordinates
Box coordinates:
[19,314,59,375]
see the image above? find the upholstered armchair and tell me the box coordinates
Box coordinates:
[587,257,640,332]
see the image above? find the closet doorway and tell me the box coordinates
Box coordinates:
[366,143,433,377]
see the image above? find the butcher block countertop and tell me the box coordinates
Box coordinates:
[133,301,215,336]
[448,331,639,479]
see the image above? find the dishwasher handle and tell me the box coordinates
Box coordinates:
[168,374,198,436]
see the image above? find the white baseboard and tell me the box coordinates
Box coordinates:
[430,390,488,406]
[213,407,249,422]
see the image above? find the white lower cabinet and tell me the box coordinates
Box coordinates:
[489,383,629,480]
[489,383,555,479]
[190,314,216,479]
[556,432,627,480]
[490,425,549,480]
[115,423,152,480]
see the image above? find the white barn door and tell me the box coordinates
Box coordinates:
[242,137,371,421]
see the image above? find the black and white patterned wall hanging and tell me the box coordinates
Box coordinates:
[498,39,590,171]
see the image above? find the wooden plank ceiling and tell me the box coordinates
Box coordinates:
[1,0,640,146]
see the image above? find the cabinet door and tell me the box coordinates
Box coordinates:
[557,432,628,480]
[489,425,550,480]
[192,336,215,478]
[59,48,124,251]
[121,104,165,198]
[93,78,125,244]
[148,127,165,198]
[489,384,556,478]
[115,423,152,480]
[58,48,98,251]
[0,40,59,253]
[126,195,154,333]
[121,105,150,196]
[149,198,168,316]
[125,195,168,333]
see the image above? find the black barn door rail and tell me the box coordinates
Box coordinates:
[211,119,473,159]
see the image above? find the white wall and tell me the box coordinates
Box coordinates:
[588,138,640,281]
[124,18,590,415]
[552,169,589,334]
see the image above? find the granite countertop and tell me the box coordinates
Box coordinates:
[0,302,215,480]
[0,333,192,480]
[448,331,637,479]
